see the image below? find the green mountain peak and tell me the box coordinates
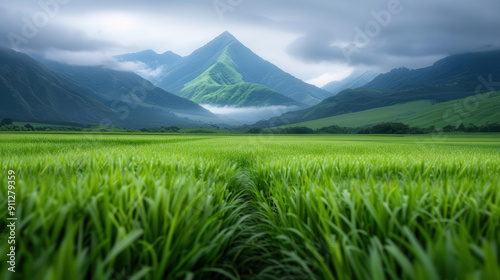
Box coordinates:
[179,50,300,107]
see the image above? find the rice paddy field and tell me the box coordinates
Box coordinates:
[1,133,499,280]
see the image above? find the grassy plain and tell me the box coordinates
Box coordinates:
[1,133,499,279]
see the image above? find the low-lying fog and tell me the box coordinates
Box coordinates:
[202,105,299,124]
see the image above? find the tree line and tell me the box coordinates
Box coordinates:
[248,122,500,134]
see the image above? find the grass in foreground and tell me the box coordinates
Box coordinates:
[0,133,499,279]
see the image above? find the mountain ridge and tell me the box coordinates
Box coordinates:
[255,50,500,128]
[366,50,500,90]
[115,49,182,69]
[178,47,302,107]
[322,70,378,95]
[38,59,215,118]
[0,47,116,125]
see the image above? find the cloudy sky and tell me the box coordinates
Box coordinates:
[1,0,499,86]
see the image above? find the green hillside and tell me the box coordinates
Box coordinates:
[285,91,500,129]
[179,51,299,107]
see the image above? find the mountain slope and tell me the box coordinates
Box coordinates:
[0,47,116,124]
[322,70,378,95]
[256,50,500,127]
[157,32,331,106]
[366,50,500,90]
[39,60,215,118]
[178,50,301,107]
[0,48,213,128]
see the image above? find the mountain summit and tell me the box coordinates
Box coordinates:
[212,31,239,45]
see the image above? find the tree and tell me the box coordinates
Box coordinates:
[1,118,13,126]
[285,127,314,134]
[457,123,465,132]
[442,125,457,132]
[248,128,263,134]
[316,125,350,134]
[466,123,479,132]
[24,124,35,131]
[168,126,180,133]
[480,123,500,132]
[371,122,410,134]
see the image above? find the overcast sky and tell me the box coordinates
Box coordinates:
[1,0,499,86]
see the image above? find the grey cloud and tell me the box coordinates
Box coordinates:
[1,0,499,72]
[285,0,500,69]
[0,7,119,52]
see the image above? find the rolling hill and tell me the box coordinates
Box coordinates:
[282,91,500,129]
[255,87,393,127]
[154,32,331,106]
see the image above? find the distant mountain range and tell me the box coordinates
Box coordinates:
[119,32,331,106]
[0,47,216,128]
[365,51,500,90]
[38,59,214,118]
[256,50,500,128]
[322,70,378,95]
[3,34,499,130]
[115,50,182,70]
[0,47,114,125]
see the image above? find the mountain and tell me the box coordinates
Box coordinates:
[365,50,500,90]
[322,70,378,95]
[38,60,214,118]
[155,32,331,106]
[115,50,182,69]
[255,50,500,127]
[0,47,116,125]
[0,48,214,128]
[178,51,301,107]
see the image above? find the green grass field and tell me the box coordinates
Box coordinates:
[286,91,500,129]
[1,133,499,279]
